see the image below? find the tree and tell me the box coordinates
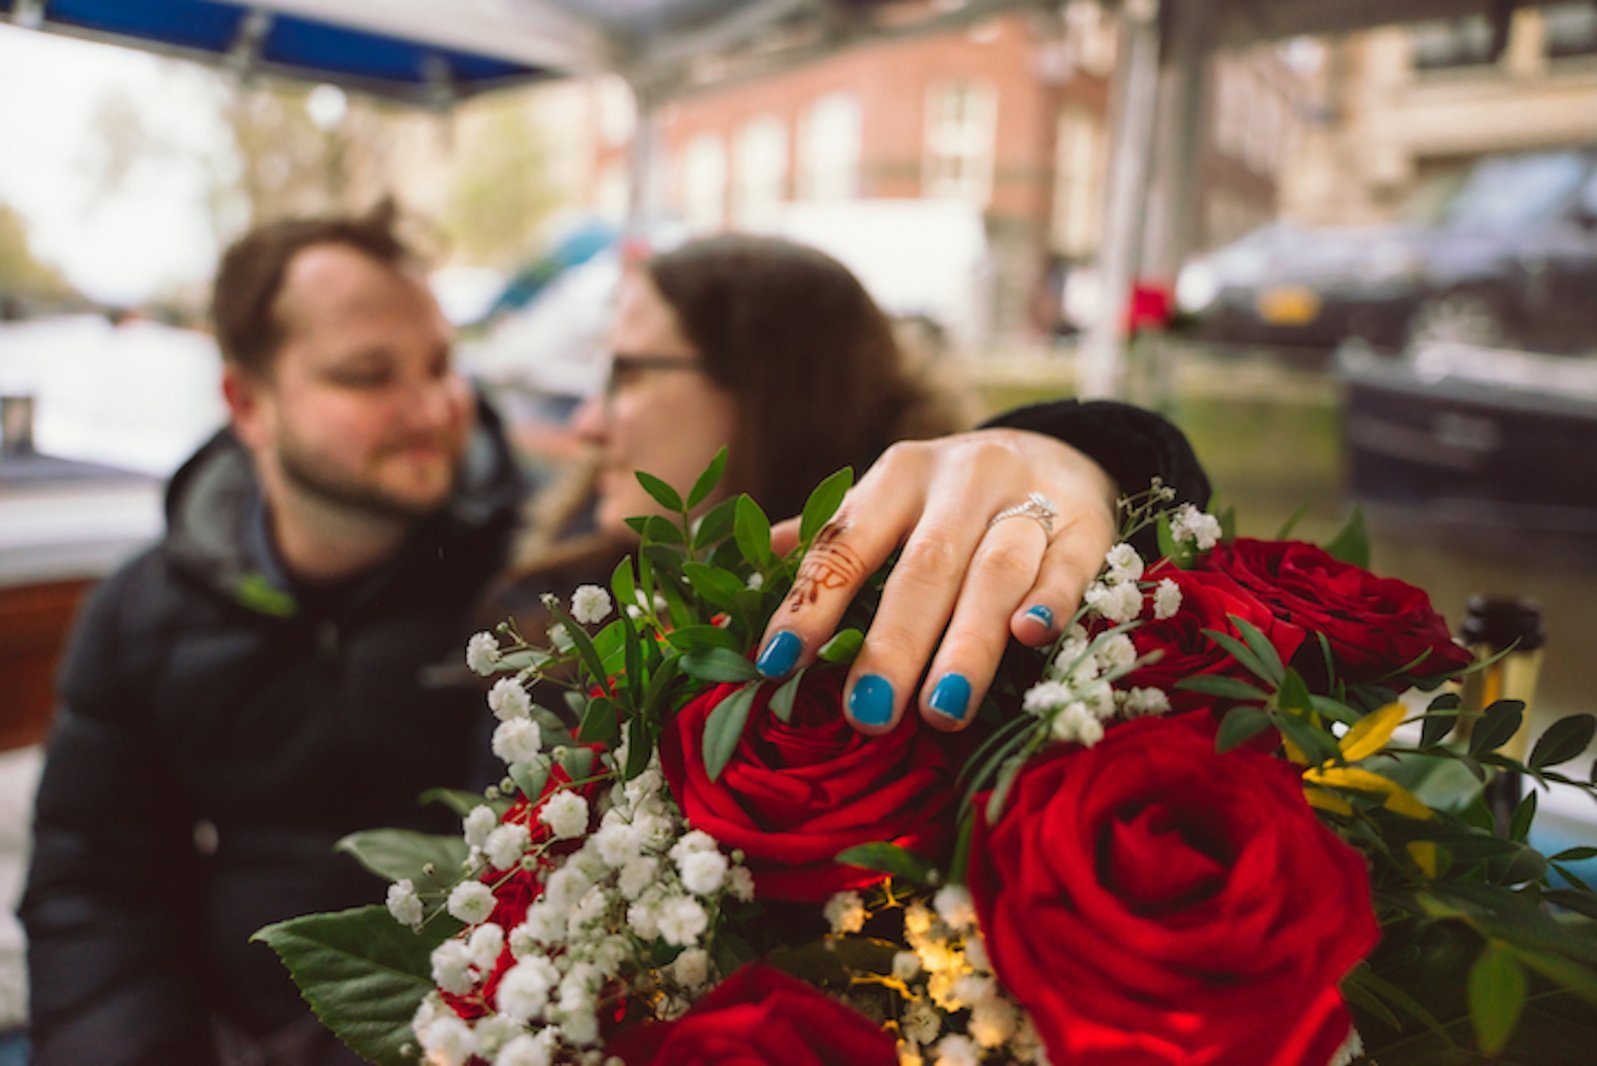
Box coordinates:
[438,92,563,268]
[0,202,79,307]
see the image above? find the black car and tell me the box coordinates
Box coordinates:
[1176,149,1597,355]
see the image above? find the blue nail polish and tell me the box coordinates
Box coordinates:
[756,630,802,678]
[1024,604,1055,631]
[848,674,894,727]
[928,673,972,722]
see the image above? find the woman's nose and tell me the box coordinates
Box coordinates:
[571,394,608,444]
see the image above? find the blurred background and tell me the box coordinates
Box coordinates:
[2,1,1595,1010]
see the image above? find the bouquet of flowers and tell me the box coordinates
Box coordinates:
[258,453,1597,1066]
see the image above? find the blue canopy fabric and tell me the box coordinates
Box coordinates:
[0,0,555,104]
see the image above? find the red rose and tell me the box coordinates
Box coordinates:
[969,716,1378,1066]
[1201,538,1472,687]
[1116,564,1304,721]
[660,667,954,902]
[608,963,896,1065]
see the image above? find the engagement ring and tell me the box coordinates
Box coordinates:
[988,491,1059,538]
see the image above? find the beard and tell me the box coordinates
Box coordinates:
[276,433,460,522]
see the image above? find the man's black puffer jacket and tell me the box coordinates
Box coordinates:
[20,400,525,1064]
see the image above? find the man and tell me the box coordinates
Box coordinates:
[21,205,526,1064]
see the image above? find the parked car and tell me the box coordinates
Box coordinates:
[1176,149,1597,354]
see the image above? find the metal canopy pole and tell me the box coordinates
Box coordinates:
[1077,0,1163,400]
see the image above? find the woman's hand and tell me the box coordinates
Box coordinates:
[755,429,1118,734]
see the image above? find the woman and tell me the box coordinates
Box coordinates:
[506,233,1209,736]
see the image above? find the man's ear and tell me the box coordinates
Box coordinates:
[222,365,270,450]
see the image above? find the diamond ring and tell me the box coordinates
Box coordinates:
[987,492,1059,538]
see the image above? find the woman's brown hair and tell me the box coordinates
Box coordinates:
[644,233,966,521]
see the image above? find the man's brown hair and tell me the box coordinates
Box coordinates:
[210,201,416,376]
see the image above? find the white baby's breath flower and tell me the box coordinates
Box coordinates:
[1021,680,1073,716]
[1104,543,1144,583]
[668,829,717,862]
[485,823,532,871]
[1049,702,1105,747]
[933,1033,980,1066]
[463,805,498,850]
[824,890,868,935]
[497,956,561,1022]
[933,886,976,932]
[892,950,923,982]
[1328,1027,1363,1066]
[571,585,613,625]
[1171,504,1222,551]
[429,940,475,995]
[467,922,505,971]
[953,973,997,1007]
[969,998,1020,1049]
[539,790,590,839]
[492,718,543,764]
[417,1014,478,1066]
[542,866,592,911]
[746,572,764,590]
[903,902,934,936]
[899,1045,926,1066]
[902,1000,942,1045]
[618,856,659,901]
[657,896,709,946]
[558,1008,600,1047]
[964,932,990,971]
[548,623,574,652]
[1153,576,1182,619]
[447,881,496,926]
[494,1033,553,1066]
[678,849,729,896]
[386,878,423,929]
[471,1014,522,1057]
[627,896,663,940]
[593,820,640,868]
[1123,686,1171,717]
[725,864,756,902]
[1097,633,1138,671]
[1100,582,1143,624]
[520,901,566,946]
[488,678,533,721]
[672,947,711,988]
[466,632,502,676]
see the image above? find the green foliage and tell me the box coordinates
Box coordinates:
[253,906,457,1066]
[335,829,467,890]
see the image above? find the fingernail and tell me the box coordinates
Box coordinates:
[928,673,972,722]
[848,674,894,727]
[756,630,803,678]
[1024,605,1055,631]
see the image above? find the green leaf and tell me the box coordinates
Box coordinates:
[1200,627,1275,684]
[1231,615,1285,684]
[1512,946,1597,1008]
[1274,710,1340,767]
[335,829,468,888]
[635,470,685,513]
[947,814,976,885]
[1508,790,1538,844]
[624,713,651,780]
[664,624,744,654]
[799,466,854,545]
[1173,675,1270,702]
[687,447,729,509]
[769,668,806,723]
[701,682,759,782]
[1215,705,1273,753]
[634,514,685,545]
[508,758,549,802]
[1530,714,1596,770]
[610,557,638,618]
[817,628,864,664]
[834,842,937,885]
[984,754,1027,824]
[1469,700,1526,756]
[1551,846,1597,863]
[1421,706,1459,749]
[1469,941,1527,1057]
[1274,502,1311,540]
[416,788,489,818]
[1276,666,1313,714]
[252,905,457,1066]
[680,647,761,683]
[578,695,620,747]
[1324,505,1369,569]
[691,496,739,551]
[733,494,772,568]
[682,561,746,611]
[1155,513,1195,568]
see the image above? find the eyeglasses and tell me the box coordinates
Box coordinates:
[603,353,706,400]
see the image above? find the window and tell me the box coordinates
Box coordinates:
[1051,105,1104,257]
[797,92,862,201]
[1409,17,1497,70]
[678,134,726,232]
[732,115,788,228]
[1545,2,1597,59]
[924,80,997,203]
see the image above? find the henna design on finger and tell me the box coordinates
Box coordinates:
[786,521,865,610]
